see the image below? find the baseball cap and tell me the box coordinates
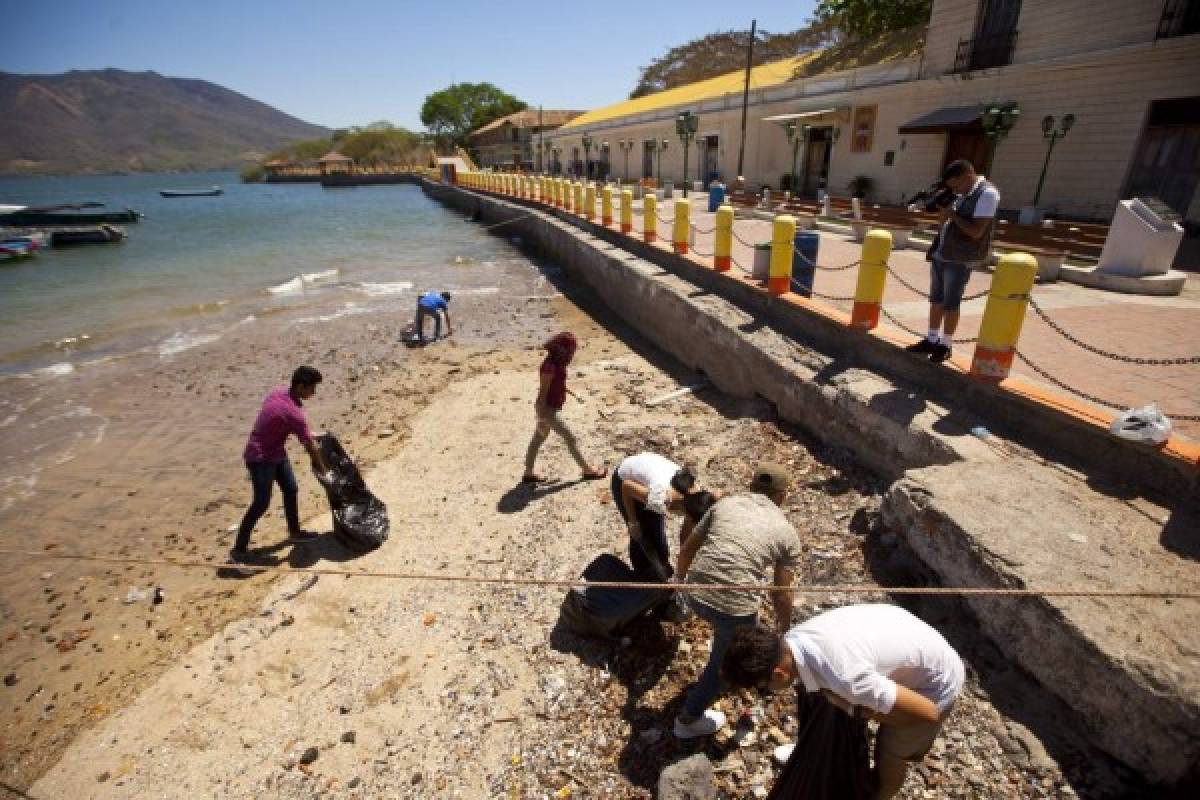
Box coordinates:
[753,462,790,492]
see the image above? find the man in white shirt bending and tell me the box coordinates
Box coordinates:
[722,604,964,799]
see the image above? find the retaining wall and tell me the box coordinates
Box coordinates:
[423,181,1200,785]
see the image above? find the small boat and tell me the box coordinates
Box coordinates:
[50,225,126,246]
[1,232,46,250]
[0,241,36,261]
[159,187,223,198]
[0,203,140,225]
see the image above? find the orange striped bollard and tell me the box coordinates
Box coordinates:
[850,230,893,329]
[768,215,796,295]
[584,183,596,221]
[644,193,657,243]
[672,199,690,255]
[970,253,1037,382]
[620,189,633,233]
[602,185,613,227]
[714,204,733,271]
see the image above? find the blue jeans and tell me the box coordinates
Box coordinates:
[929,256,971,313]
[236,460,300,550]
[611,473,670,581]
[682,600,758,718]
[415,306,442,342]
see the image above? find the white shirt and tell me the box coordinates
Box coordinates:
[616,452,681,515]
[935,176,999,257]
[784,604,964,715]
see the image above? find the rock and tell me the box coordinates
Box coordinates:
[658,754,716,800]
[97,771,110,782]
[340,730,356,744]
[347,776,361,789]
[299,746,319,765]
[4,673,16,687]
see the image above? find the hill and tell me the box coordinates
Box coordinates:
[0,69,329,175]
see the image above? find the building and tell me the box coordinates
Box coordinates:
[469,109,583,171]
[547,0,1200,226]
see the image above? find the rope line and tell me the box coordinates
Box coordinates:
[1028,297,1200,366]
[4,549,1196,599]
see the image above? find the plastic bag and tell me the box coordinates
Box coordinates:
[1109,403,1172,445]
[767,690,875,800]
[317,433,389,551]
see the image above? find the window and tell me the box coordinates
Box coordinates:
[851,106,876,153]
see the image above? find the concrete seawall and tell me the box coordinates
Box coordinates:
[424,180,1200,786]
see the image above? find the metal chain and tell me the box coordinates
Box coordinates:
[692,242,714,257]
[884,263,989,302]
[879,307,976,345]
[1028,296,1200,366]
[1015,351,1200,421]
[732,228,761,249]
[692,223,716,235]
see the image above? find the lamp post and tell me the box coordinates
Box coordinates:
[1033,113,1074,207]
[980,102,1020,174]
[676,111,699,197]
[784,121,810,195]
[581,133,593,181]
[618,139,634,183]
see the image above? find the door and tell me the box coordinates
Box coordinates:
[802,128,832,196]
[943,128,991,174]
[702,136,719,186]
[643,141,655,179]
[1125,97,1200,225]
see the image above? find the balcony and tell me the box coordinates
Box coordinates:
[1157,0,1200,39]
[952,31,1018,73]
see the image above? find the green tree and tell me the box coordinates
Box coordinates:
[420,83,526,150]
[629,24,835,98]
[814,0,932,40]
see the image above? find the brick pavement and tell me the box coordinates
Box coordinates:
[624,198,1200,440]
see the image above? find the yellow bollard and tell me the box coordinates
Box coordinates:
[574,182,584,216]
[769,215,797,295]
[673,199,690,254]
[536,177,544,203]
[851,230,893,329]
[714,204,734,271]
[970,253,1038,382]
[620,189,633,234]
[602,185,613,227]
[584,183,596,221]
[556,179,565,208]
[644,193,658,243]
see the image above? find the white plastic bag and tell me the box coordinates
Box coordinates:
[1110,403,1172,444]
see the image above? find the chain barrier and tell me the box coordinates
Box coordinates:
[883,263,989,303]
[732,228,761,249]
[1028,296,1200,367]
[691,223,716,235]
[692,242,714,258]
[1014,352,1200,421]
[878,307,977,345]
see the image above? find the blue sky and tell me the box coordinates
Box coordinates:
[4,0,819,131]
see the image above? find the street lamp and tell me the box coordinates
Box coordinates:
[581,133,593,180]
[676,111,699,197]
[980,102,1020,173]
[1033,113,1075,207]
[784,121,811,195]
[618,139,634,183]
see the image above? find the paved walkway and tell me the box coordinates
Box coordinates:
[626,198,1200,440]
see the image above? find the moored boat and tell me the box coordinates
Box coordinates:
[159,187,223,198]
[50,225,126,246]
[0,240,36,261]
[0,203,140,226]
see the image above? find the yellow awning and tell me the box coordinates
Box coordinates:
[561,52,819,130]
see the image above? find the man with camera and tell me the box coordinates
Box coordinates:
[907,159,999,363]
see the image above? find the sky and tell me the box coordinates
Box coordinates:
[3,0,819,131]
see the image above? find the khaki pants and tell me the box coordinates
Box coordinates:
[524,410,588,473]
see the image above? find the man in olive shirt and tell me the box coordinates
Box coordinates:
[673,463,802,738]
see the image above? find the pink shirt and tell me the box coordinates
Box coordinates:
[243,386,313,463]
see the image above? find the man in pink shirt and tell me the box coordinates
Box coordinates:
[233,366,330,560]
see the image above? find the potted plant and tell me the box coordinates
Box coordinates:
[847,174,873,199]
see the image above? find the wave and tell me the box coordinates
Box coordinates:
[302,268,340,284]
[293,303,371,325]
[266,268,341,295]
[453,287,501,296]
[34,362,75,378]
[267,276,304,295]
[355,281,414,297]
[158,331,220,357]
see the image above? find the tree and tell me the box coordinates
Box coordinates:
[814,0,932,40]
[420,83,527,150]
[629,24,835,98]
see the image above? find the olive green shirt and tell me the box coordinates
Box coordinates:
[685,494,803,617]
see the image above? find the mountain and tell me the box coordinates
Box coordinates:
[0,69,330,175]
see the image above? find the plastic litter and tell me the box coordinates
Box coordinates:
[317,433,389,552]
[1109,403,1172,445]
[767,690,875,799]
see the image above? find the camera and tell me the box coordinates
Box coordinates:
[922,182,956,212]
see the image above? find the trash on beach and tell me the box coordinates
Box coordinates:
[1110,403,1171,444]
[452,255,475,265]
[123,587,148,604]
[316,433,389,552]
[645,381,708,408]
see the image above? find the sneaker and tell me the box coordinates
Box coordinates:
[905,337,936,354]
[773,743,795,765]
[928,343,952,364]
[673,709,727,739]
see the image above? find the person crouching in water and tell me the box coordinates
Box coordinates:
[522,332,607,484]
[723,605,965,799]
[414,291,452,344]
[612,452,699,582]
[233,366,331,561]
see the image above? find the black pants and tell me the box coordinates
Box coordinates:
[611,473,670,581]
[236,460,300,550]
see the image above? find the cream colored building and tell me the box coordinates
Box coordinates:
[547,0,1200,224]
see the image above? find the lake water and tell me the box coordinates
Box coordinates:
[0,170,517,373]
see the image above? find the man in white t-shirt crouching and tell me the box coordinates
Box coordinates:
[723,604,964,799]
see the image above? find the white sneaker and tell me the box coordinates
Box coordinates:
[673,709,727,739]
[773,743,795,765]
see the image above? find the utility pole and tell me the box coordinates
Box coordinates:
[537,105,543,173]
[736,19,756,181]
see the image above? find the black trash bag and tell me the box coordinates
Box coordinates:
[767,690,875,800]
[317,433,389,552]
[559,553,675,638]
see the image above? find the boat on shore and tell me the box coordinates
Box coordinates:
[159,187,223,198]
[0,203,140,226]
[0,240,36,261]
[50,225,126,246]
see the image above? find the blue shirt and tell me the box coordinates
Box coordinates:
[418,292,448,312]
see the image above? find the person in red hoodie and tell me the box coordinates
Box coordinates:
[522,332,606,483]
